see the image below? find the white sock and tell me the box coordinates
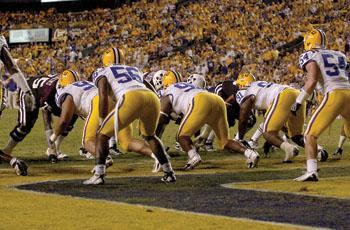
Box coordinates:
[338,135,346,148]
[109,137,116,148]
[55,135,65,153]
[94,164,106,175]
[251,123,263,142]
[306,159,317,173]
[188,148,198,159]
[150,153,157,160]
[3,137,18,154]
[161,162,173,173]
[207,131,215,142]
[45,129,54,146]
[280,141,293,152]
[9,157,17,166]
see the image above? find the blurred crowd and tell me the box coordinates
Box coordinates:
[1,0,349,87]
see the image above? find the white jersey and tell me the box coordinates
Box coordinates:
[299,49,350,94]
[237,81,290,110]
[163,82,204,115]
[56,81,97,118]
[92,64,147,100]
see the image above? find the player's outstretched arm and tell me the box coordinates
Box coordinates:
[156,96,172,138]
[238,95,254,140]
[97,76,109,123]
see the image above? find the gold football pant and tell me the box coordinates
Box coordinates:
[263,88,305,137]
[82,95,134,152]
[177,92,229,149]
[98,90,160,141]
[306,89,350,138]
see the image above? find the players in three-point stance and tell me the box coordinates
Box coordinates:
[157,78,260,170]
[293,29,350,181]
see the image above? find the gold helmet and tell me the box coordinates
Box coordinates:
[58,69,80,88]
[163,70,182,89]
[235,72,256,89]
[304,28,326,51]
[102,47,125,67]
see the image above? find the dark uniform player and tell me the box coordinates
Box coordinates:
[1,74,77,162]
[196,80,256,149]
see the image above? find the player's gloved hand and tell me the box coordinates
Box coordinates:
[24,91,36,111]
[290,102,301,116]
[0,35,9,51]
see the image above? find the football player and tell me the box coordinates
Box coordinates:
[236,73,306,163]
[293,29,350,181]
[52,69,161,171]
[0,35,36,175]
[193,75,256,151]
[1,70,77,163]
[157,80,260,170]
[82,47,175,185]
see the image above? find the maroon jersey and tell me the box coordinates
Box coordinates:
[214,80,240,125]
[27,75,61,116]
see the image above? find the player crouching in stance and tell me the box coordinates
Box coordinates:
[83,47,175,185]
[157,75,260,170]
[293,29,350,181]
[236,73,306,163]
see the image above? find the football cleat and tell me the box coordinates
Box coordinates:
[109,144,122,157]
[175,142,184,152]
[48,154,58,164]
[294,171,319,182]
[183,154,202,170]
[317,148,329,162]
[79,147,95,159]
[161,171,176,183]
[83,173,105,185]
[245,149,260,168]
[57,152,68,160]
[11,159,28,176]
[283,145,299,163]
[204,143,214,152]
[106,155,113,168]
[333,147,343,160]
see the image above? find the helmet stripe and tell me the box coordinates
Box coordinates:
[319,29,326,48]
[112,48,117,65]
[69,70,79,82]
[116,48,121,64]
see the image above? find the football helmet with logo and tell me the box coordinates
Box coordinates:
[235,73,256,89]
[102,47,125,67]
[58,69,80,88]
[163,70,182,89]
[304,28,326,51]
[152,70,166,91]
[187,74,206,89]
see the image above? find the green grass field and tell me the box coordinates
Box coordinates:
[0,109,349,229]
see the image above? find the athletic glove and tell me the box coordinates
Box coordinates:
[290,102,301,116]
[24,91,36,111]
[0,35,9,51]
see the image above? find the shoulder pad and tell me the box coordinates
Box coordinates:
[299,50,317,70]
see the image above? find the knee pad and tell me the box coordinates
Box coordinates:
[291,135,305,147]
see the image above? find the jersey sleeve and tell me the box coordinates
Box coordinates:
[55,87,71,107]
[92,68,108,86]
[235,90,247,105]
[299,51,318,70]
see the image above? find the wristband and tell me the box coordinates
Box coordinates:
[296,89,310,104]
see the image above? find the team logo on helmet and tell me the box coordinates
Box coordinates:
[236,73,256,89]
[58,69,80,88]
[162,70,182,89]
[187,74,206,89]
[102,47,125,67]
[152,70,166,91]
[304,29,326,51]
